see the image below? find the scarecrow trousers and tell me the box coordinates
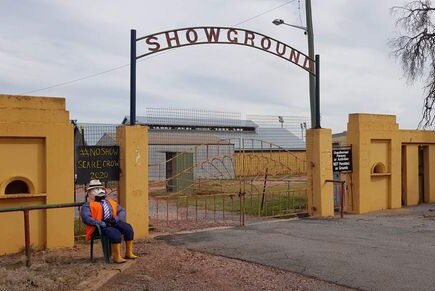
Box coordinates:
[101,221,134,243]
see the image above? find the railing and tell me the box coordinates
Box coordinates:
[325,179,345,218]
[0,202,84,267]
[152,193,245,225]
[151,190,307,225]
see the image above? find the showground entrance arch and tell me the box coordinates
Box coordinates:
[128,26,320,129]
[124,27,332,218]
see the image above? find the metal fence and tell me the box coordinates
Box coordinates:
[73,123,121,237]
[74,109,309,230]
[150,192,307,227]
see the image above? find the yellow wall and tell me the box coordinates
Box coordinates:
[306,129,334,217]
[347,113,435,214]
[0,94,74,254]
[234,151,306,177]
[402,145,419,206]
[117,125,149,239]
[424,145,435,202]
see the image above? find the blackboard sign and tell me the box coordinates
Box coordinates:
[332,147,352,172]
[76,146,120,184]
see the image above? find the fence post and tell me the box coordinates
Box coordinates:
[239,191,245,226]
[24,210,31,267]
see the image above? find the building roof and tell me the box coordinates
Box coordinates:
[123,116,258,131]
[96,133,117,146]
[145,127,305,150]
[213,127,305,150]
[149,132,224,145]
[332,131,347,147]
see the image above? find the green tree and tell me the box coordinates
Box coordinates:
[390,0,435,128]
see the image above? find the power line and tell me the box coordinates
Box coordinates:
[19,64,129,95]
[233,0,296,26]
[19,0,296,95]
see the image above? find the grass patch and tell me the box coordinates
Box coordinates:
[173,191,307,217]
[150,178,307,197]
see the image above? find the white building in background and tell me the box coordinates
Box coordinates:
[78,110,308,184]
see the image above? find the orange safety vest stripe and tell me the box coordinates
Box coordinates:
[85,199,118,240]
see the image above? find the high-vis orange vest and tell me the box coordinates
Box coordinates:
[85,199,118,240]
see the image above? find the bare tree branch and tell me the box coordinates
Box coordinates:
[390,0,435,128]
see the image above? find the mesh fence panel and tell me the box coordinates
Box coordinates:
[73,123,120,221]
[73,109,309,225]
[247,114,310,143]
[75,123,119,146]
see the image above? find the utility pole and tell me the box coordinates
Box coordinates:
[305,0,317,128]
[130,29,136,125]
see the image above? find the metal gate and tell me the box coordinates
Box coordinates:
[149,138,307,231]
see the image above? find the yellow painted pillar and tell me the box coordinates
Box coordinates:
[390,139,402,209]
[117,125,149,239]
[45,124,75,249]
[306,128,334,217]
[402,145,419,206]
[424,145,435,203]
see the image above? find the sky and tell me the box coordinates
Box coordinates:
[0,0,425,133]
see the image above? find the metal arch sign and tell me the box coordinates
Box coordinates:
[129,27,320,127]
[135,26,315,75]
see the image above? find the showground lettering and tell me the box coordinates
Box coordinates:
[136,26,315,74]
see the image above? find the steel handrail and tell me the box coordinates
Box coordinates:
[0,202,85,267]
[325,179,345,218]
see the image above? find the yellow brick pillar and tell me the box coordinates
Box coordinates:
[306,128,334,217]
[402,145,419,206]
[424,145,435,203]
[117,125,149,239]
[45,124,75,249]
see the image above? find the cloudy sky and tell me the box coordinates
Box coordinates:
[0,0,424,133]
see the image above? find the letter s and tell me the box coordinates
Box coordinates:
[146,36,161,52]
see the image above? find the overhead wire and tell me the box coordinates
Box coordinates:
[232,0,297,26]
[19,0,297,95]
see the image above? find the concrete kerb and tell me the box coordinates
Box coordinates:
[75,260,135,290]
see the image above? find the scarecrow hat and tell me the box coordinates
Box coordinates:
[86,179,105,192]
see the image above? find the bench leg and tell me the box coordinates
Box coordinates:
[102,237,111,263]
[90,239,94,261]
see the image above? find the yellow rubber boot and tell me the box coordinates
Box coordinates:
[112,243,127,263]
[125,240,138,259]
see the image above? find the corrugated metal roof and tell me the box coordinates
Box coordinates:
[149,132,224,145]
[147,127,305,150]
[256,127,305,149]
[212,127,305,150]
[123,116,258,129]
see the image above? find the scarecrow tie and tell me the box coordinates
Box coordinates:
[102,200,111,220]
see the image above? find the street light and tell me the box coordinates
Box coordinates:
[272,19,307,35]
[272,0,318,129]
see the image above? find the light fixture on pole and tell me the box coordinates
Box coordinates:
[272,0,318,129]
[278,116,284,128]
[272,19,307,35]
